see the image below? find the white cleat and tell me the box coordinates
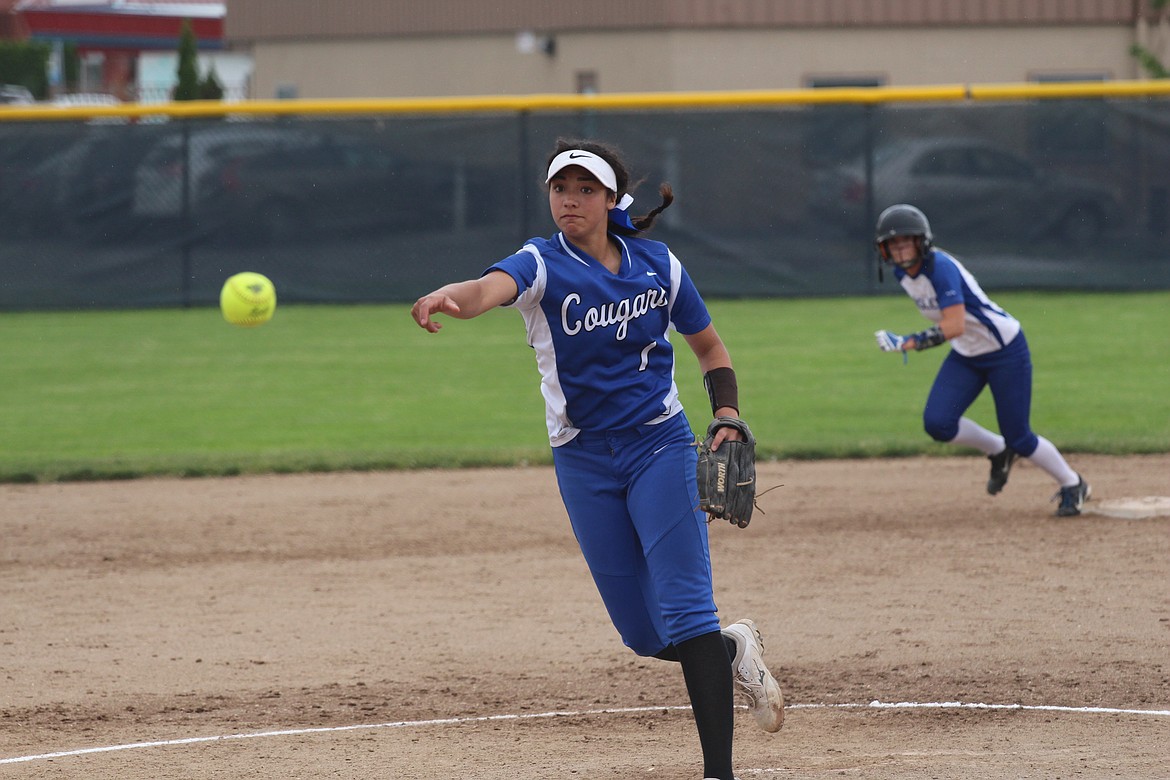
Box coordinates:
[722,618,784,732]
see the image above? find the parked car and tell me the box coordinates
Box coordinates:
[131,124,321,220]
[808,137,1123,243]
[0,84,35,105]
[1,129,91,237]
[8,129,156,240]
[200,133,507,242]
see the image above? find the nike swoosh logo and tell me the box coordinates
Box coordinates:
[646,271,658,277]
[568,152,591,159]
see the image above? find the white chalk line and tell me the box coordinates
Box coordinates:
[2,700,1168,766]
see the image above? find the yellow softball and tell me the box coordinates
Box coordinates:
[220,272,277,327]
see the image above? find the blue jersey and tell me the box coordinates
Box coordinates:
[893,248,1021,357]
[486,231,712,446]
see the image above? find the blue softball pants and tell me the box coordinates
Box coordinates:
[551,412,720,657]
[923,332,1040,457]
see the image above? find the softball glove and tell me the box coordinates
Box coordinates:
[696,416,757,529]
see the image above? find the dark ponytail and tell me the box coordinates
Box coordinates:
[629,183,674,233]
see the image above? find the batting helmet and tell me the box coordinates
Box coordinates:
[875,203,933,259]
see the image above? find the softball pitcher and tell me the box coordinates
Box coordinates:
[872,203,1091,517]
[412,138,783,780]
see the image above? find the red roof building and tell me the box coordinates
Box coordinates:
[4,0,224,99]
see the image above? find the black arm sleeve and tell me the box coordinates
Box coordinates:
[703,367,739,415]
[911,325,947,351]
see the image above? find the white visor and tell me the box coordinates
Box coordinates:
[545,150,618,192]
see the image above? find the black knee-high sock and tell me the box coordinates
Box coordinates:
[655,634,737,663]
[677,630,735,780]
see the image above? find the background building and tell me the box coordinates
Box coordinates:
[4,0,1169,312]
[225,0,1162,100]
[2,0,247,100]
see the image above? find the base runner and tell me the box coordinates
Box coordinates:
[872,203,1091,517]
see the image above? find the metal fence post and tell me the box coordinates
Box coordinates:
[863,104,877,292]
[180,119,193,308]
[518,110,531,242]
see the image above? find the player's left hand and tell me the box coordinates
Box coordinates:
[874,329,907,352]
[697,417,757,529]
[706,410,743,450]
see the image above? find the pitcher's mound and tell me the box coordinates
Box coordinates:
[1085,496,1170,519]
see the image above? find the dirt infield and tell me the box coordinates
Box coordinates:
[3,454,1168,779]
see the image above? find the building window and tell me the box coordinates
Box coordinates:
[576,70,598,95]
[805,76,883,90]
[81,52,105,93]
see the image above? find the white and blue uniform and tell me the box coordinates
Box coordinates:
[487,230,719,655]
[893,247,1040,456]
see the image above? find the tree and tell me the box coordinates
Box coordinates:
[173,19,200,100]
[199,64,225,100]
[1131,0,1170,78]
[63,42,80,92]
[0,40,51,99]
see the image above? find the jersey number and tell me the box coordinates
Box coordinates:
[639,341,657,371]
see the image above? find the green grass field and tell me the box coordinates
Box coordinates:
[1,291,1166,483]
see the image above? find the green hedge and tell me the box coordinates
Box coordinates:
[0,40,50,100]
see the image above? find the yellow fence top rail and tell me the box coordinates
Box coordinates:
[4,79,1170,123]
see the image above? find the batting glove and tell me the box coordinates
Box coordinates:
[874,330,907,352]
